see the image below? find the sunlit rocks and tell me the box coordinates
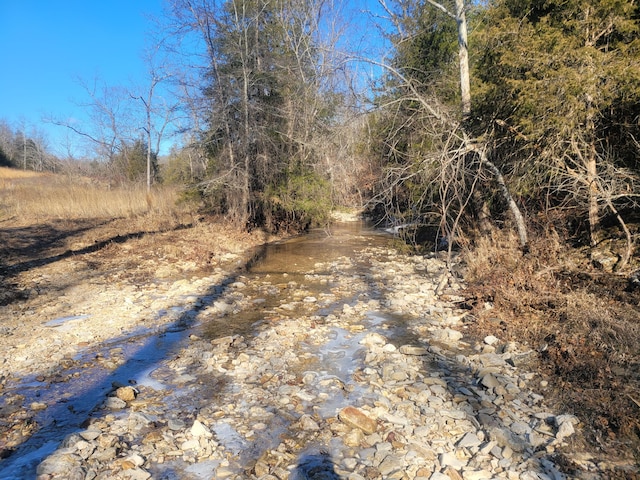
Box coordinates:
[398,344,428,356]
[338,406,378,435]
[115,386,137,402]
[190,419,212,438]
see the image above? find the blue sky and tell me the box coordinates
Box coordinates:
[0,1,389,158]
[0,1,165,155]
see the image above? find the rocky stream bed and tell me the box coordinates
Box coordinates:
[0,221,625,479]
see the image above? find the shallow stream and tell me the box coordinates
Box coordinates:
[1,221,420,478]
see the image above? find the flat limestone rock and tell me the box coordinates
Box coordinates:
[338,406,377,434]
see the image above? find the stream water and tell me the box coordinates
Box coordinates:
[1,221,420,478]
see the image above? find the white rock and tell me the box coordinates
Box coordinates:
[399,345,429,355]
[191,420,213,438]
[462,470,493,480]
[181,439,200,451]
[430,473,451,480]
[439,452,467,469]
[457,432,482,448]
[555,420,575,441]
[122,467,152,480]
[298,414,320,431]
[124,454,145,467]
[481,373,500,389]
[360,332,387,346]
[484,335,499,346]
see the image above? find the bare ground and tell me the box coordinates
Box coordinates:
[0,214,278,458]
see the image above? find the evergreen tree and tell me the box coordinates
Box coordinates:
[174,0,334,230]
[474,0,640,253]
[114,139,158,183]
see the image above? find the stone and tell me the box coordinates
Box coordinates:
[457,432,482,449]
[79,429,102,441]
[168,419,186,431]
[432,328,463,343]
[191,419,213,438]
[443,466,464,479]
[480,373,500,389]
[344,427,365,447]
[488,427,526,453]
[121,467,152,480]
[339,406,378,434]
[116,386,137,402]
[36,453,84,476]
[555,420,575,441]
[104,397,127,410]
[429,473,451,480]
[439,452,467,469]
[360,333,388,347]
[399,345,429,356]
[484,335,499,346]
[378,455,405,475]
[462,470,492,480]
[477,353,507,367]
[298,414,321,431]
[181,439,200,451]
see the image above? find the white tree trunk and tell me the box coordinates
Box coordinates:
[455,0,471,118]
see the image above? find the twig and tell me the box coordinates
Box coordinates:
[627,394,640,409]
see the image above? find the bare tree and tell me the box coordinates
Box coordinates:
[370,0,528,249]
[131,47,179,192]
[50,77,132,167]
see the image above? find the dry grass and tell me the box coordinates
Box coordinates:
[0,167,193,227]
[0,167,46,180]
[462,228,640,468]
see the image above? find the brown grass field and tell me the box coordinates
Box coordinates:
[0,166,189,223]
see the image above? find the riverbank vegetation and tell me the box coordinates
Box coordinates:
[1,0,640,469]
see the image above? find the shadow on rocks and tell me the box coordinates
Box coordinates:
[291,450,342,480]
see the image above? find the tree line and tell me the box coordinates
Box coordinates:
[6,0,640,257]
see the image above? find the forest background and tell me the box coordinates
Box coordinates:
[1,0,640,470]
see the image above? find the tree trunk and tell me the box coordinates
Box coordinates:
[473,143,528,249]
[586,149,599,246]
[455,0,471,118]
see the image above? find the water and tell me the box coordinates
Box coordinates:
[0,221,415,478]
